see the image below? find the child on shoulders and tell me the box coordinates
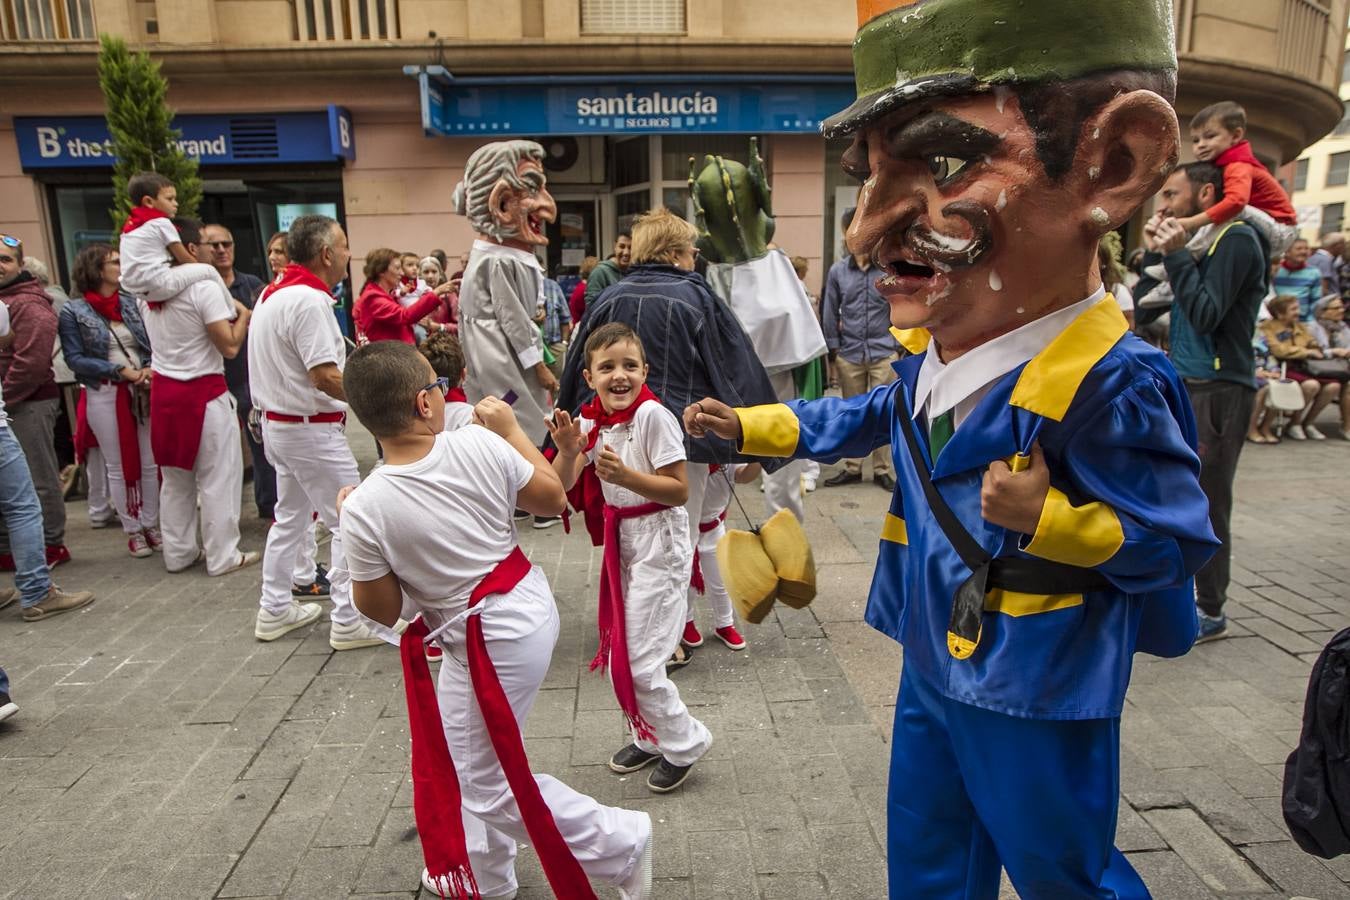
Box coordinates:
[547,322,713,794]
[118,172,229,306]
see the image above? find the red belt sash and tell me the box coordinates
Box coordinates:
[149,373,227,470]
[593,501,671,744]
[400,547,595,900]
[690,510,728,595]
[264,410,346,424]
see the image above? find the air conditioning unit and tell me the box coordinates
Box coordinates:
[537,136,604,185]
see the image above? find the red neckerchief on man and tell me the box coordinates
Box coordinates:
[257,263,333,304]
[400,549,596,899]
[122,207,168,234]
[575,384,666,743]
[83,289,144,517]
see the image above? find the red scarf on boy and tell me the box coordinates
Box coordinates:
[121,207,168,233]
[577,384,665,743]
[83,290,143,518]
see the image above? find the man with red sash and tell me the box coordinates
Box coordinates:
[339,341,652,900]
[141,218,257,575]
[248,215,389,650]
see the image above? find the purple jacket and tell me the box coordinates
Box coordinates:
[0,273,59,405]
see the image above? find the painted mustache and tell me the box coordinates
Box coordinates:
[904,201,993,271]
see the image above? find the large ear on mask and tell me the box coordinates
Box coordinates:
[1070,89,1180,232]
[487,178,515,228]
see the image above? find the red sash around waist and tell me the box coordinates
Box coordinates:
[401,547,596,900]
[149,373,227,470]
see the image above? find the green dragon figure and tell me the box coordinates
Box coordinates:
[688,137,775,264]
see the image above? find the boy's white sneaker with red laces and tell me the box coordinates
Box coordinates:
[714,625,747,650]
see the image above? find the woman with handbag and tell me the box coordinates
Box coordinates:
[1259,294,1344,440]
[60,243,160,557]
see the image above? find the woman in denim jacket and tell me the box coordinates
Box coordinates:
[59,243,160,557]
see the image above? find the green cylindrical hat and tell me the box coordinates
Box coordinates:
[822,0,1177,138]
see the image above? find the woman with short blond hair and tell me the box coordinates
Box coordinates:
[631,208,700,268]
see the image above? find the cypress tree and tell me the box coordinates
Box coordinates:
[96,34,202,231]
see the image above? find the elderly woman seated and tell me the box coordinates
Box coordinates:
[1258,294,1349,440]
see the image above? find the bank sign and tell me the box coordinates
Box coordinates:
[14,106,354,170]
[421,76,855,137]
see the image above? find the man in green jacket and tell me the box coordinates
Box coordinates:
[1136,161,1269,644]
[580,232,631,314]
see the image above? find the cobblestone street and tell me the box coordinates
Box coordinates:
[3,421,1350,899]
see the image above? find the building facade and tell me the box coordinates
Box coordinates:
[2,0,1347,296]
[1290,13,1350,241]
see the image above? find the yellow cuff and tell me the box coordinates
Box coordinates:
[736,403,800,457]
[1023,486,1124,568]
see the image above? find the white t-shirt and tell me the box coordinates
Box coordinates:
[140,281,234,380]
[119,217,180,297]
[580,401,687,508]
[1110,282,1135,313]
[341,426,535,610]
[443,401,474,431]
[248,282,347,415]
[701,463,745,523]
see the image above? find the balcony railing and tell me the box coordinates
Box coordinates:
[0,0,94,40]
[294,0,399,41]
[1276,0,1331,82]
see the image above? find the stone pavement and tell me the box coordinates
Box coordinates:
[2,419,1350,899]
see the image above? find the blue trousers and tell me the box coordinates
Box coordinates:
[0,427,50,606]
[888,663,1149,899]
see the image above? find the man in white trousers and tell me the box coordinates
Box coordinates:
[248,215,385,649]
[142,218,258,576]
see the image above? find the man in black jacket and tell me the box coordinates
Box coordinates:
[1136,162,1269,644]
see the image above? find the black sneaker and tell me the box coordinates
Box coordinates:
[292,563,332,598]
[823,471,861,487]
[0,691,17,724]
[532,515,562,530]
[513,508,532,522]
[608,743,662,774]
[874,473,896,492]
[647,758,694,793]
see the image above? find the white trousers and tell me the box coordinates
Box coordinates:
[619,506,712,767]
[86,446,112,521]
[684,463,735,629]
[260,419,358,625]
[160,393,244,573]
[762,370,805,522]
[431,568,648,896]
[85,383,159,533]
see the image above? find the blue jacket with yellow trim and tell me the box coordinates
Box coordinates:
[738,299,1219,720]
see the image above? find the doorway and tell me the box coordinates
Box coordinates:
[546,195,601,281]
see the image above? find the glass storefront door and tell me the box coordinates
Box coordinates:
[546,196,600,280]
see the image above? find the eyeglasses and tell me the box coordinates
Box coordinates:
[0,235,20,249]
[419,377,450,401]
[206,240,234,250]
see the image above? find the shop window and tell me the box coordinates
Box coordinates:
[1323,202,1344,233]
[614,189,650,236]
[49,185,115,289]
[661,134,760,181]
[1294,158,1309,192]
[612,137,651,188]
[822,137,860,271]
[1329,153,1350,188]
[581,0,685,35]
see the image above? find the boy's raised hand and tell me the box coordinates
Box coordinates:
[474,396,520,438]
[545,409,586,456]
[595,445,628,485]
[683,397,742,440]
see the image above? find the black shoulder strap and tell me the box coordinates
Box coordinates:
[896,405,989,571]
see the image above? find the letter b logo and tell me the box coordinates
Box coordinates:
[36,127,61,158]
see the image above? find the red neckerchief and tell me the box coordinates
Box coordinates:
[84,289,122,323]
[446,386,467,404]
[258,264,334,303]
[122,207,169,234]
[1283,260,1308,272]
[1215,140,1262,169]
[401,549,596,900]
[574,384,666,743]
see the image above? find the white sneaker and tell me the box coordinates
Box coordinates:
[619,813,654,900]
[421,868,516,898]
[802,478,817,493]
[1287,424,1308,441]
[255,601,322,641]
[127,532,152,558]
[1306,424,1327,440]
[329,618,388,651]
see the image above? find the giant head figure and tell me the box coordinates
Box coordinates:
[452,140,558,248]
[829,0,1180,358]
[689,137,775,264]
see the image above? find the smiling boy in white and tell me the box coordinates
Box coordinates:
[339,341,652,900]
[548,322,712,794]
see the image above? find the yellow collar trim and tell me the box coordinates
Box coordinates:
[890,326,931,355]
[1008,296,1128,422]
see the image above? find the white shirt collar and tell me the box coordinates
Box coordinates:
[912,286,1107,425]
[471,238,542,270]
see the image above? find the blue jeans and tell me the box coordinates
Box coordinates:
[0,665,8,698]
[0,427,50,606]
